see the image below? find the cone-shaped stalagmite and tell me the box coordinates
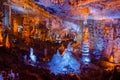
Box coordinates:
[81,27,90,64]
[5,34,10,48]
[0,26,3,47]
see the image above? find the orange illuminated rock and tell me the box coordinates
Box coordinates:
[13,19,18,35]
[83,27,89,41]
[59,44,65,51]
[78,7,90,14]
[109,55,114,63]
[0,27,3,47]
[72,7,90,19]
[6,35,10,48]
[104,27,110,36]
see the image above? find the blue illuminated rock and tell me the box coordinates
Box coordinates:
[48,49,80,74]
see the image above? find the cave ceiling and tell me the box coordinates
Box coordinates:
[33,0,120,20]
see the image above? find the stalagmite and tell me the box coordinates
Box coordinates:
[13,19,18,35]
[5,34,10,48]
[81,27,91,64]
[30,48,36,63]
[48,43,80,74]
[0,27,3,47]
[113,37,120,63]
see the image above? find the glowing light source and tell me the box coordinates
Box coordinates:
[81,56,91,64]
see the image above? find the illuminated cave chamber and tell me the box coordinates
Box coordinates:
[0,0,120,77]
